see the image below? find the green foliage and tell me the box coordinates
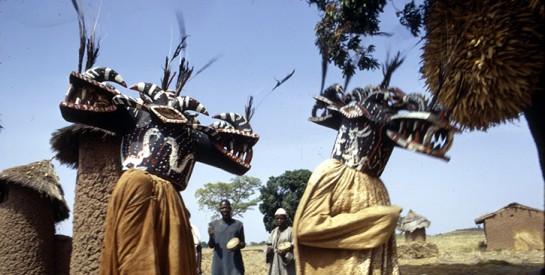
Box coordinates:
[398,0,427,37]
[195,175,262,220]
[307,0,427,80]
[259,169,312,232]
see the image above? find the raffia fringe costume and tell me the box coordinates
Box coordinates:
[293,159,401,274]
[99,169,197,275]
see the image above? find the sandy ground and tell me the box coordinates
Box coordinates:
[200,229,544,274]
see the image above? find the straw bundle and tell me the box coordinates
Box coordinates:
[422,0,544,130]
[514,230,544,251]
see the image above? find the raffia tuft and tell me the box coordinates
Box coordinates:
[422,0,544,130]
[0,159,69,222]
[50,124,117,168]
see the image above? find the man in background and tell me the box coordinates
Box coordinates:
[208,200,246,274]
[265,208,295,275]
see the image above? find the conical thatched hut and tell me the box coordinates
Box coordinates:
[51,124,121,275]
[399,209,431,242]
[0,159,70,275]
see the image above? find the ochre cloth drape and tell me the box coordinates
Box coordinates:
[293,159,401,275]
[99,169,196,275]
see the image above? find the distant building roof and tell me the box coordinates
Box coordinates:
[0,159,70,222]
[399,209,431,233]
[475,202,543,224]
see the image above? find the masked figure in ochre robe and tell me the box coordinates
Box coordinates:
[293,59,457,274]
[60,68,259,274]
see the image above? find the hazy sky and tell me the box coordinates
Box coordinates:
[1,0,542,243]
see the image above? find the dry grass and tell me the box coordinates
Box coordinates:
[200,230,544,275]
[397,230,544,275]
[201,246,268,275]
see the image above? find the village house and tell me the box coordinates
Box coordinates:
[475,202,544,250]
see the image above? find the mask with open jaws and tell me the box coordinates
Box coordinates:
[195,113,259,176]
[60,68,132,133]
[60,66,259,184]
[387,112,454,159]
[310,83,458,174]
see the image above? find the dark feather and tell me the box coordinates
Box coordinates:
[172,11,188,62]
[175,10,187,42]
[161,57,171,91]
[194,54,222,77]
[171,37,188,63]
[272,69,295,91]
[175,57,194,95]
[320,54,328,93]
[72,0,86,73]
[253,69,295,113]
[380,51,405,89]
[343,75,351,92]
[244,96,255,122]
[429,65,445,108]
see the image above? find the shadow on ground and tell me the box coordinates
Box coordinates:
[400,262,543,275]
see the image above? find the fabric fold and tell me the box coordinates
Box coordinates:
[293,159,401,274]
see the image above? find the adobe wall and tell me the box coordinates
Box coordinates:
[405,227,426,242]
[0,185,56,275]
[54,235,72,275]
[70,135,121,275]
[484,207,544,250]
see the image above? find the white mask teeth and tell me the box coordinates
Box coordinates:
[242,144,248,153]
[241,151,247,161]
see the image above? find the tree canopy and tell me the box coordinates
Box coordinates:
[195,175,262,220]
[259,169,312,232]
[307,0,427,86]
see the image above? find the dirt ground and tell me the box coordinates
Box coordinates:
[397,229,544,275]
[200,229,544,274]
[398,249,544,275]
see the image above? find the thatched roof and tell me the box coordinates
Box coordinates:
[422,0,544,131]
[399,209,431,233]
[0,159,69,222]
[475,202,544,224]
[50,124,117,168]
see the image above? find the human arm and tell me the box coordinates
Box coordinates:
[196,244,202,274]
[237,223,246,250]
[279,228,294,264]
[265,230,274,263]
[207,223,215,248]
